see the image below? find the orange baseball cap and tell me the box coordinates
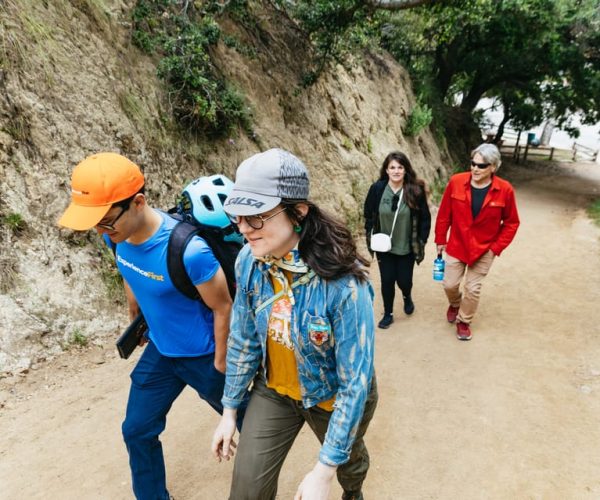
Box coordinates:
[58,152,145,230]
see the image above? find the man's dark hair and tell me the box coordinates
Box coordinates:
[113,187,145,209]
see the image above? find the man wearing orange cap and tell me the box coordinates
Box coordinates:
[59,152,241,500]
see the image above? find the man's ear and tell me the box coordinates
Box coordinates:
[132,193,146,210]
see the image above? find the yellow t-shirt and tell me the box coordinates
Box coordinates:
[266,271,335,412]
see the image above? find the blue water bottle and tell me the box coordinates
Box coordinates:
[433,253,445,281]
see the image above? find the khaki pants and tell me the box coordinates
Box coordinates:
[229,375,378,500]
[443,250,495,324]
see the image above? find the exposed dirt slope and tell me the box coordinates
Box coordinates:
[1,161,599,499]
[0,0,447,374]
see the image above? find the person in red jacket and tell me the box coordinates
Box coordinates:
[435,143,520,340]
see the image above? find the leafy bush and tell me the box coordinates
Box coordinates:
[1,212,27,235]
[289,0,380,86]
[132,0,253,137]
[403,102,433,137]
[588,199,600,228]
[70,329,89,347]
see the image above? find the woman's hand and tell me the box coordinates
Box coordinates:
[211,408,238,462]
[436,244,446,254]
[294,462,337,500]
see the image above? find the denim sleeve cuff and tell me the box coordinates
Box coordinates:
[319,442,350,467]
[221,396,243,409]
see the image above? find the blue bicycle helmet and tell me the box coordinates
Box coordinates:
[178,174,244,244]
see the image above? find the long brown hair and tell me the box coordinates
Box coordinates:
[282,200,369,282]
[379,151,426,209]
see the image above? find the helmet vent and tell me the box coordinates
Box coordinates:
[213,177,225,186]
[201,195,215,212]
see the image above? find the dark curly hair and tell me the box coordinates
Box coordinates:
[281,200,369,282]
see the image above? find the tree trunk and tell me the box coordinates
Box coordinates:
[459,83,487,113]
[493,101,511,143]
[540,121,555,146]
[434,43,457,101]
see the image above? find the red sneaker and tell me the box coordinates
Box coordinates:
[456,321,472,341]
[446,305,459,323]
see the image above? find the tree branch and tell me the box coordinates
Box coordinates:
[364,0,434,11]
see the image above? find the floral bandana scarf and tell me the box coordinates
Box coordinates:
[257,247,309,350]
[257,247,310,306]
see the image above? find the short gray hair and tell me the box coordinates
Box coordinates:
[471,143,502,169]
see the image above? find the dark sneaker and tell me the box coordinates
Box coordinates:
[446,305,459,323]
[342,492,364,500]
[403,296,415,315]
[456,321,472,341]
[378,314,393,329]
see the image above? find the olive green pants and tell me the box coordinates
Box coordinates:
[229,375,378,500]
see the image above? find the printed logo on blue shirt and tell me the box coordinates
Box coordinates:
[116,254,164,281]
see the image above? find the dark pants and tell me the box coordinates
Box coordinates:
[122,341,244,500]
[377,252,416,315]
[229,375,378,500]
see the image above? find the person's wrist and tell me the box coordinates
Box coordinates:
[314,461,337,479]
[222,407,237,420]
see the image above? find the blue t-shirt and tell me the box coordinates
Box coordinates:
[106,210,220,357]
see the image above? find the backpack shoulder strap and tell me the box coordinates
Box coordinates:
[167,219,204,302]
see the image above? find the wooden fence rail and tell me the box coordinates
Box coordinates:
[496,128,598,163]
[573,142,598,162]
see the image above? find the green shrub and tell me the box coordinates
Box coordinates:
[404,102,433,137]
[70,329,88,347]
[131,0,253,137]
[1,212,27,234]
[341,137,353,150]
[588,199,600,228]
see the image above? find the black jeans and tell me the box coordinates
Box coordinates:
[377,252,415,315]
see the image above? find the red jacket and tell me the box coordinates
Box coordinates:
[435,172,520,265]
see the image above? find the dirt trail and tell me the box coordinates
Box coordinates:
[1,161,600,500]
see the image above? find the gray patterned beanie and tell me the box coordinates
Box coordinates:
[224,148,310,216]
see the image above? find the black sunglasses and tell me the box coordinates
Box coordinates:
[391,193,400,212]
[470,160,491,169]
[96,202,131,231]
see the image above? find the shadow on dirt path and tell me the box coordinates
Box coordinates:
[1,160,599,499]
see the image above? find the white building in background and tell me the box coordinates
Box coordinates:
[478,98,600,163]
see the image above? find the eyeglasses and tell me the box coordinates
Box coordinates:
[391,193,400,212]
[470,160,491,169]
[96,203,130,231]
[228,207,287,230]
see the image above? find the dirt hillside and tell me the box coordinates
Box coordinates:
[2,160,599,499]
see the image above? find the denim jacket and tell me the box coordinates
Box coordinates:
[222,245,376,466]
